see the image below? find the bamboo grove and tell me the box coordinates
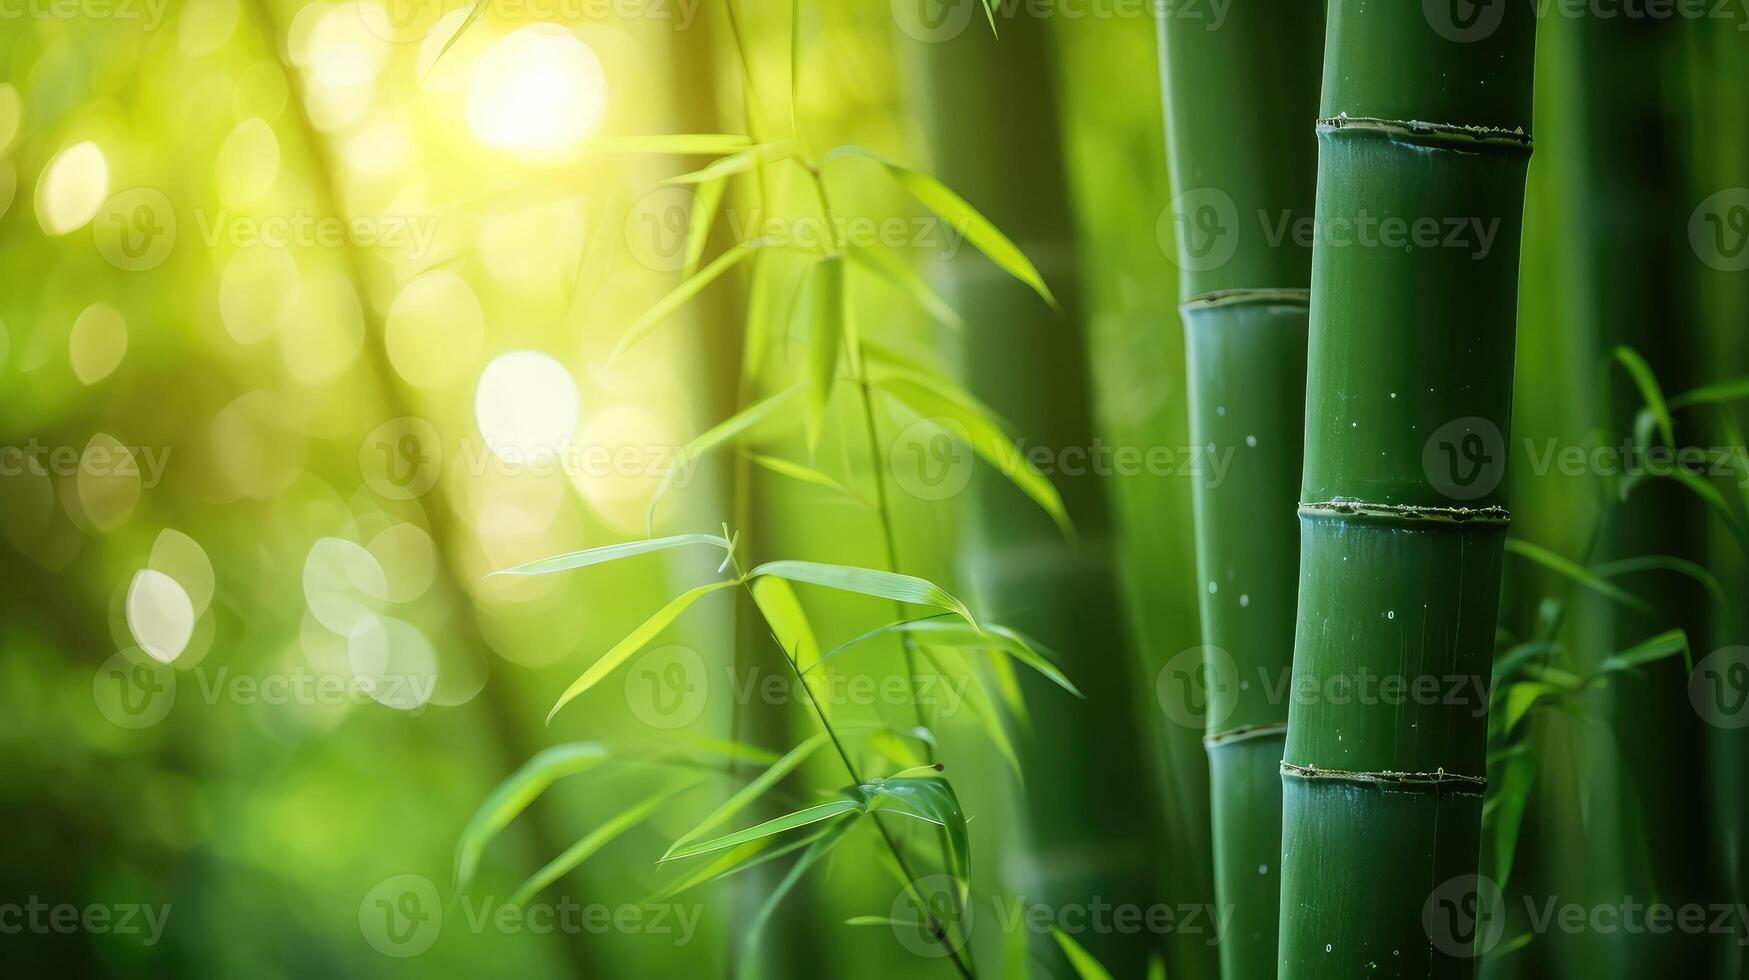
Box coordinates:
[5,1,1749,979]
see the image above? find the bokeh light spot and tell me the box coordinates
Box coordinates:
[466,26,605,154]
[474,351,579,463]
[35,141,109,236]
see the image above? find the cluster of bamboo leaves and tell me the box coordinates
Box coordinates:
[447,6,1084,977]
[1481,346,1749,947]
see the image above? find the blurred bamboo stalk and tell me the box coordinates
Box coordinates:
[907,12,1171,977]
[1157,2,1322,974]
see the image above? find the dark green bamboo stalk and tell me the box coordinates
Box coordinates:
[1158,4,1322,975]
[1278,3,1536,977]
[910,14,1168,976]
[1535,12,1714,978]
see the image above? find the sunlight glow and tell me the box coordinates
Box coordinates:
[474,350,579,463]
[466,26,606,154]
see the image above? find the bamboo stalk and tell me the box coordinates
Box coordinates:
[1278,3,1537,976]
[1158,3,1322,974]
[910,14,1169,976]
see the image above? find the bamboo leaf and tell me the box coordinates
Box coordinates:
[824,145,1057,308]
[856,775,970,884]
[1052,928,1117,980]
[1503,539,1652,613]
[665,143,797,185]
[646,386,807,533]
[807,256,848,450]
[661,733,833,861]
[920,644,1021,777]
[452,743,611,894]
[510,780,699,907]
[846,245,965,330]
[547,580,740,724]
[1659,466,1749,549]
[881,374,1071,533]
[1597,629,1692,677]
[750,575,827,676]
[426,0,490,76]
[1611,346,1676,449]
[743,452,871,506]
[1670,376,1749,410]
[661,798,865,861]
[682,176,726,278]
[1594,555,1726,605]
[649,833,810,901]
[488,533,730,578]
[736,812,858,972]
[609,242,764,364]
[749,560,977,627]
[904,620,1081,698]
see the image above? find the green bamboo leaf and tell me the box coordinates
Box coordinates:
[453,743,611,893]
[749,560,977,627]
[1052,928,1117,980]
[736,812,858,973]
[510,780,699,907]
[846,245,965,330]
[609,242,764,364]
[904,620,1081,698]
[919,644,1021,777]
[1594,555,1726,605]
[547,580,741,724]
[488,534,730,578]
[1597,628,1692,676]
[649,825,833,902]
[1660,466,1749,549]
[750,575,826,675]
[807,256,848,450]
[824,145,1057,308]
[661,798,865,861]
[880,374,1071,533]
[856,775,970,884]
[868,726,935,771]
[426,0,489,76]
[682,176,726,278]
[661,733,832,861]
[646,386,807,533]
[1669,376,1749,410]
[1503,539,1652,613]
[743,452,871,507]
[1492,641,1558,681]
[665,142,797,185]
[1611,346,1676,449]
[1502,682,1561,735]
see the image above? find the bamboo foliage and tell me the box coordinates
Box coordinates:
[908,11,1172,977]
[1278,2,1538,977]
[1157,2,1323,976]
